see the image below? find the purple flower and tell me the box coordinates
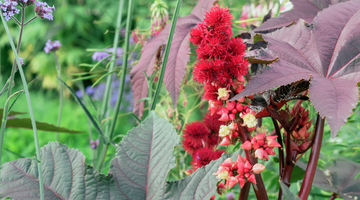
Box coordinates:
[0,0,20,21]
[90,139,99,149]
[15,0,35,6]
[92,47,124,65]
[44,39,61,53]
[75,89,83,99]
[18,57,24,65]
[226,192,236,200]
[34,1,54,20]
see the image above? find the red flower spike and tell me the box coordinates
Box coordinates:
[204,5,233,28]
[241,141,252,150]
[247,173,257,184]
[182,121,210,154]
[191,148,224,168]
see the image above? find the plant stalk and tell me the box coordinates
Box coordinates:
[298,114,325,200]
[272,117,285,200]
[96,0,125,172]
[54,53,63,141]
[239,182,251,200]
[0,8,45,199]
[0,7,25,166]
[150,0,183,111]
[109,0,133,140]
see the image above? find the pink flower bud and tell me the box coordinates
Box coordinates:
[219,112,229,121]
[255,148,265,159]
[241,141,252,150]
[238,177,246,188]
[221,158,234,168]
[236,103,243,111]
[228,177,239,189]
[226,101,236,111]
[252,163,265,174]
[219,137,231,146]
[229,113,235,120]
[247,173,256,184]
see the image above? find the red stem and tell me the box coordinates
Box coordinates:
[298,114,325,200]
[239,182,251,200]
[271,118,285,200]
[238,125,268,200]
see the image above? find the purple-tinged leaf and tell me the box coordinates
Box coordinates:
[109,111,179,199]
[232,1,360,138]
[130,0,215,119]
[297,159,360,199]
[254,0,348,33]
[0,142,113,199]
[164,149,243,200]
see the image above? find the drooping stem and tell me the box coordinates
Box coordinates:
[54,53,63,141]
[150,0,183,111]
[238,125,268,200]
[271,117,285,200]
[23,15,37,26]
[0,7,25,166]
[96,0,125,172]
[239,182,251,200]
[298,114,325,200]
[0,7,45,199]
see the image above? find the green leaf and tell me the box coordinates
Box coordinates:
[164,149,243,199]
[0,142,114,199]
[3,118,83,133]
[58,78,106,142]
[279,181,300,200]
[109,111,180,199]
[0,108,26,118]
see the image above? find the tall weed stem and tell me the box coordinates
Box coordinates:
[54,53,63,141]
[150,0,183,111]
[0,8,45,199]
[96,0,125,172]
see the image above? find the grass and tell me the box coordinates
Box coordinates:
[0,87,136,174]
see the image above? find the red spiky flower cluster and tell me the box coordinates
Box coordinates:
[190,5,249,103]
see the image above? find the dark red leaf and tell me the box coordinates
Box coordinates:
[254,0,348,33]
[130,0,215,119]
[231,1,360,138]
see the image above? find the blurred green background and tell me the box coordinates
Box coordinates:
[0,0,359,199]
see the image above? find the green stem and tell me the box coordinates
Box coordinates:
[0,8,44,200]
[109,0,133,139]
[96,0,125,172]
[234,17,262,24]
[150,0,182,111]
[99,0,125,120]
[0,7,24,166]
[54,53,63,141]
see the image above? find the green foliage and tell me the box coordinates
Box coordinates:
[0,111,243,199]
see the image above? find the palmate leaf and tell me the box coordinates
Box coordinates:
[297,159,360,199]
[231,1,360,138]
[254,0,348,33]
[164,149,242,200]
[130,0,215,119]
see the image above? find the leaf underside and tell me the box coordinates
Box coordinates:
[130,0,216,119]
[164,149,243,200]
[297,159,360,199]
[254,0,348,33]
[232,1,360,138]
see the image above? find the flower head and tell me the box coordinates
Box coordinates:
[191,147,224,168]
[92,47,125,65]
[15,0,35,6]
[1,0,20,21]
[182,121,210,154]
[34,1,55,20]
[90,139,99,149]
[44,39,61,53]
